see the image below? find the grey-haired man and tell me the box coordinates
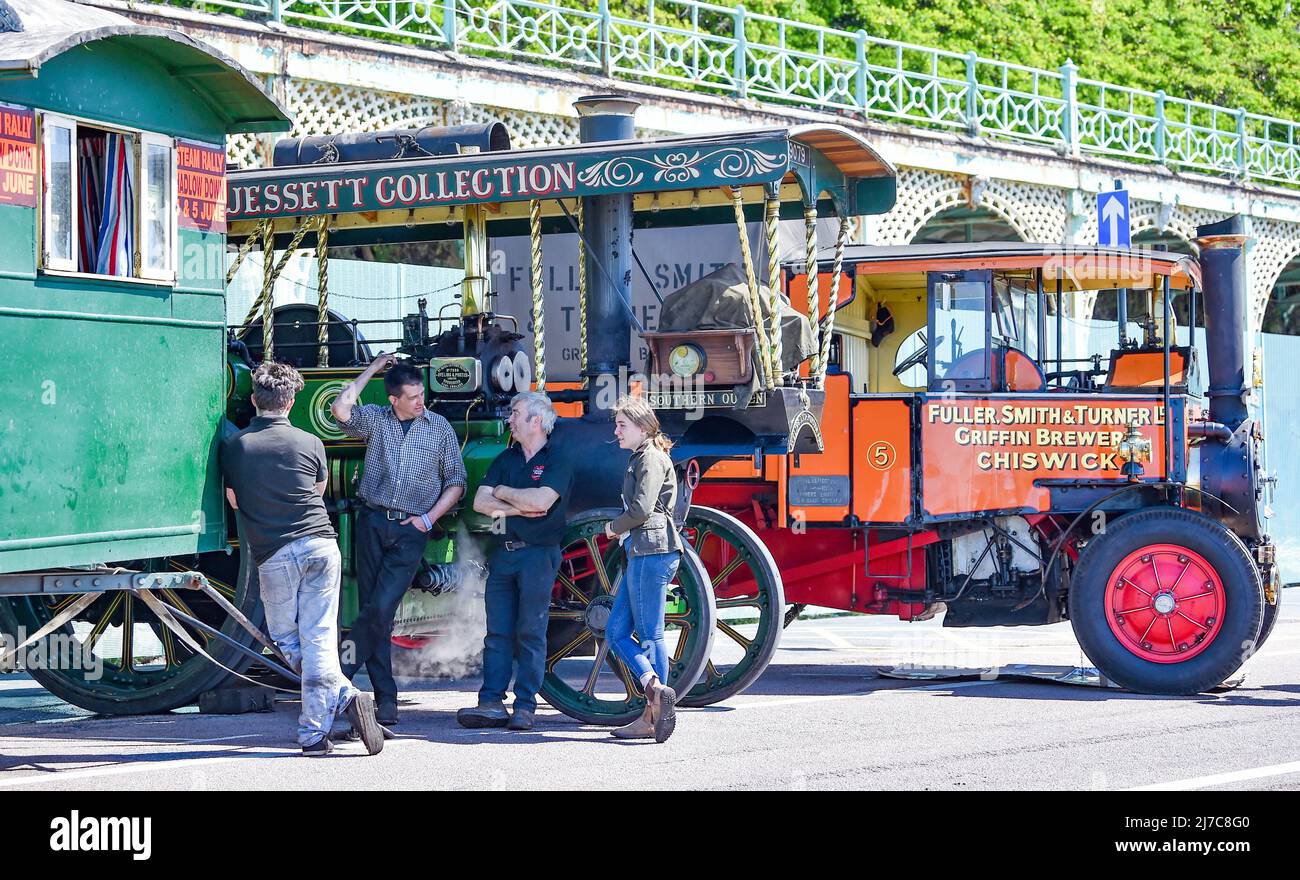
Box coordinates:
[221,361,384,757]
[458,391,574,731]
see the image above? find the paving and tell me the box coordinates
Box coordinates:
[2,604,1298,790]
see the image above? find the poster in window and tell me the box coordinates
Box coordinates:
[0,102,36,208]
[177,138,226,233]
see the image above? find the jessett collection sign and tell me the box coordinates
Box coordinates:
[225,135,790,221]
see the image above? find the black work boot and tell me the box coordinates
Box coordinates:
[506,707,534,731]
[456,701,510,729]
[376,697,399,727]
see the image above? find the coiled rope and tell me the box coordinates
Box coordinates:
[529,198,546,391]
[816,217,852,388]
[730,186,775,389]
[764,195,783,385]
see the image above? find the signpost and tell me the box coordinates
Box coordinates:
[1097,187,1131,247]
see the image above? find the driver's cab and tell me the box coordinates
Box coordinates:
[826,244,1202,398]
[766,242,1202,525]
[920,268,1045,393]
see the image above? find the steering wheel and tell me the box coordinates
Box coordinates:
[893,333,944,377]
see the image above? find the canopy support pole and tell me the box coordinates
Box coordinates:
[803,206,820,383]
[764,188,784,386]
[529,198,546,391]
[315,215,330,367]
[577,198,589,388]
[730,186,775,389]
[816,217,851,388]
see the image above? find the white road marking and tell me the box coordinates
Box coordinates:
[1126,760,1300,791]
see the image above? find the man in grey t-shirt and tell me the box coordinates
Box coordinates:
[222,362,383,757]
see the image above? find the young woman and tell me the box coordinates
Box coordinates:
[603,396,683,743]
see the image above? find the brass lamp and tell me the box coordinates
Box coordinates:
[1115,423,1152,481]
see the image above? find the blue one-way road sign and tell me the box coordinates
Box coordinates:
[1097,189,1130,247]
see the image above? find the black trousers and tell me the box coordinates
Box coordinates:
[341,506,428,704]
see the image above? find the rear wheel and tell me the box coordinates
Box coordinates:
[540,509,716,725]
[1069,508,1263,695]
[679,506,785,707]
[0,550,263,715]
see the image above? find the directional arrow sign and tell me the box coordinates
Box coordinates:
[1097,189,1130,247]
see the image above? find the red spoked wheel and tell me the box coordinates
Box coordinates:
[1104,544,1225,663]
[1069,507,1263,695]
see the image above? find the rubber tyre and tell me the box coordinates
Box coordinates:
[679,506,785,707]
[1069,507,1263,695]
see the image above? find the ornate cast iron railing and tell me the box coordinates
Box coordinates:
[151,0,1300,187]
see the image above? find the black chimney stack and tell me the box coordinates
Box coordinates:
[574,96,639,413]
[1194,215,1249,430]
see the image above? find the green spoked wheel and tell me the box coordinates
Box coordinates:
[679,506,785,707]
[541,508,716,726]
[0,550,264,715]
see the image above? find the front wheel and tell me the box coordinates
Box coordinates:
[1068,507,1263,695]
[540,508,716,726]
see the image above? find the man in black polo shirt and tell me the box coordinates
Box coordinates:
[457,391,573,731]
[222,362,383,757]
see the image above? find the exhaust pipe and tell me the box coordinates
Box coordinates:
[1194,215,1249,430]
[574,96,640,412]
[1194,215,1263,539]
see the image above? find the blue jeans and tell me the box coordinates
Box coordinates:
[607,550,681,683]
[258,535,358,747]
[479,544,562,714]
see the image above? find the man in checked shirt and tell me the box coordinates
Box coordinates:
[331,354,466,725]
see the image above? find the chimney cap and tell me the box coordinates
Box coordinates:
[573,95,642,118]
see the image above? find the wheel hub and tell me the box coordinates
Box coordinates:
[1104,543,1225,664]
[583,594,614,638]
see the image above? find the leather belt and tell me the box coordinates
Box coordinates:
[365,501,416,522]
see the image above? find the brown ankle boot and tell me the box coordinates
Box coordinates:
[643,674,677,743]
[611,705,655,739]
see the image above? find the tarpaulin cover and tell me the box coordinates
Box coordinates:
[658,262,815,376]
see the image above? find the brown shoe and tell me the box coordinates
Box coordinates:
[645,675,677,743]
[611,707,655,739]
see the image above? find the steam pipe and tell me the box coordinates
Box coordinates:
[575,95,640,415]
[1189,420,1233,442]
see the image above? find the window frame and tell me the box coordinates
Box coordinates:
[39,112,78,273]
[36,111,179,287]
[138,131,177,283]
[927,269,993,393]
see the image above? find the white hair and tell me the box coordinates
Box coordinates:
[511,390,557,434]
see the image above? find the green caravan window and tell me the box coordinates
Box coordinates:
[140,132,177,282]
[38,114,177,283]
[41,114,76,271]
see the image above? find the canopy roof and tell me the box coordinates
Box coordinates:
[0,0,290,133]
[796,241,1201,291]
[226,124,897,235]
